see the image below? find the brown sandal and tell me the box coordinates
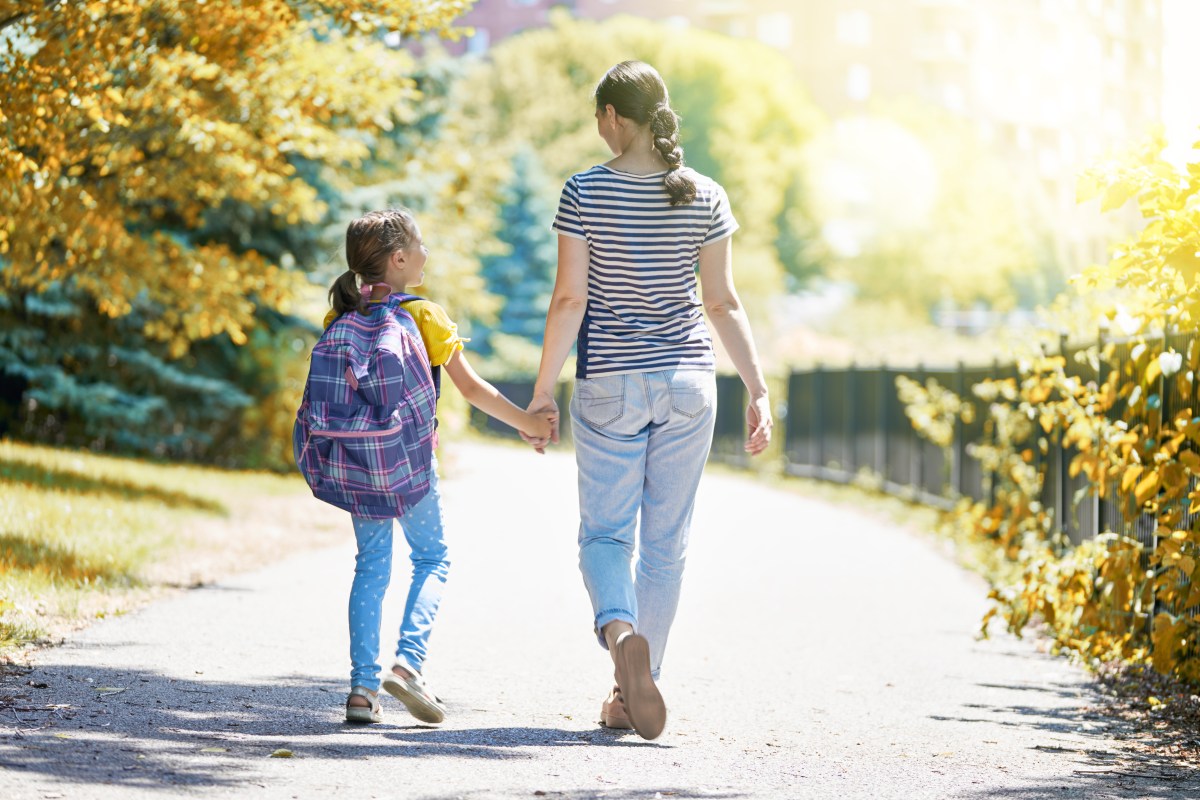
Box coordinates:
[612,632,666,740]
[600,685,634,729]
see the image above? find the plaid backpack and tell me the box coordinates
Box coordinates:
[293,293,440,519]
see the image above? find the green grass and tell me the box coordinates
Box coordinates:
[0,439,305,655]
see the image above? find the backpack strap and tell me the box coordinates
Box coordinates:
[385,293,441,400]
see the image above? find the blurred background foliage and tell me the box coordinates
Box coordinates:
[0,2,1181,471]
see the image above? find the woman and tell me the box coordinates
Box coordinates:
[526,61,772,740]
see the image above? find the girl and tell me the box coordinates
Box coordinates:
[525,61,772,740]
[325,208,554,724]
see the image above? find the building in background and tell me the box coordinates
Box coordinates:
[448,0,1164,281]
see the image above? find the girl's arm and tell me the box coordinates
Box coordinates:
[697,236,773,455]
[443,349,554,440]
[529,234,590,444]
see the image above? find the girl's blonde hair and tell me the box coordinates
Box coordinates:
[328,208,419,316]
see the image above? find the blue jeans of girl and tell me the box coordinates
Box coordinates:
[570,368,717,681]
[348,460,449,692]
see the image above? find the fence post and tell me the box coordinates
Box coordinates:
[1093,328,1105,542]
[847,361,857,476]
[988,356,1001,509]
[880,363,890,487]
[954,360,966,500]
[1056,333,1070,551]
[913,363,925,501]
[814,363,825,476]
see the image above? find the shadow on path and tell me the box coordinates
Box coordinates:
[0,662,662,792]
[929,677,1200,799]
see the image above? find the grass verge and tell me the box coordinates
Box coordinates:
[0,439,345,659]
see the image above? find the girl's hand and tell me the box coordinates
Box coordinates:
[522,393,560,454]
[521,411,556,446]
[745,394,772,456]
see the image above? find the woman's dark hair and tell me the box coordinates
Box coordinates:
[595,60,697,206]
[328,208,418,317]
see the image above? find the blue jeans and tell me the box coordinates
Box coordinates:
[348,461,449,692]
[570,369,717,680]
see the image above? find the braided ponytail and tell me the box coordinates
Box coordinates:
[649,101,695,206]
[595,60,698,206]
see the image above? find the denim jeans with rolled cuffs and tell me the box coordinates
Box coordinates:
[571,368,717,681]
[348,459,449,692]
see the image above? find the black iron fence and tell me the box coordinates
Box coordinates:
[473,330,1193,551]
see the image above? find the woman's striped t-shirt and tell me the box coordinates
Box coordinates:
[551,164,738,378]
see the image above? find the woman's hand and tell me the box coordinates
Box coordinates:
[745,394,772,456]
[522,392,560,454]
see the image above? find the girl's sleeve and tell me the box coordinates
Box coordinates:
[409,301,467,367]
[551,176,587,240]
[703,182,740,245]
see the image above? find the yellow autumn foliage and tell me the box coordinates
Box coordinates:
[0,0,472,355]
[905,131,1200,683]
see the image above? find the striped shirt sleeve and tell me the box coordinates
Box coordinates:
[551,176,587,240]
[703,183,739,245]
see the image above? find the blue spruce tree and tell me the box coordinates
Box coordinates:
[475,147,558,357]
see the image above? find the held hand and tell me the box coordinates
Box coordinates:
[745,394,773,456]
[521,393,560,454]
[521,410,557,445]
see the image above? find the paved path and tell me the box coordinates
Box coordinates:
[1,442,1196,799]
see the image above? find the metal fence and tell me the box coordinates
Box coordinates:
[473,331,1195,552]
[777,331,1197,553]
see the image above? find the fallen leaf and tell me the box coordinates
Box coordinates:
[94,687,126,695]
[269,749,293,758]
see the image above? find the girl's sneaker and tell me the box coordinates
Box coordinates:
[381,664,445,724]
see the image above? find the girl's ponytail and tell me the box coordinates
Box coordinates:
[327,208,418,320]
[595,60,698,206]
[329,269,366,317]
[649,102,696,206]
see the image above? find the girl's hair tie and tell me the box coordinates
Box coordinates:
[360,282,392,302]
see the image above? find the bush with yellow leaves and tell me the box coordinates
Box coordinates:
[905,133,1200,683]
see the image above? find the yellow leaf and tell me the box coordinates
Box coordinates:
[1135,471,1160,507]
[1145,357,1162,386]
[1101,179,1139,212]
[269,749,293,758]
[1180,450,1200,473]
[1121,465,1144,493]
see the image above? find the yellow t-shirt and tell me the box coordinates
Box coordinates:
[322,299,466,367]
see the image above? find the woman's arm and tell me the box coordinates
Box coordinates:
[697,236,773,455]
[443,349,553,439]
[528,233,590,444]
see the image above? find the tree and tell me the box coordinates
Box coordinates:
[806,107,1043,316]
[0,1,475,467]
[0,0,472,354]
[437,11,827,324]
[472,146,557,356]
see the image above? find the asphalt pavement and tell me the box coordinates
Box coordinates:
[2,441,1196,799]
